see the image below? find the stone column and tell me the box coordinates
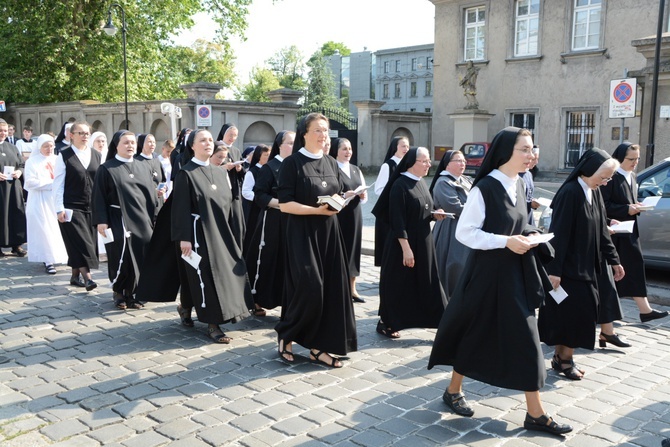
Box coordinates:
[353,100,385,169]
[448,109,495,151]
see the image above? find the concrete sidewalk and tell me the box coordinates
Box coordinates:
[2,252,670,446]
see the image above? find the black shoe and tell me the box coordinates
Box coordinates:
[640,310,669,323]
[524,413,572,436]
[85,279,98,291]
[662,438,670,447]
[599,332,631,348]
[442,391,474,417]
[70,276,86,287]
[11,246,27,257]
[352,295,365,303]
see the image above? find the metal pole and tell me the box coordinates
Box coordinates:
[646,0,665,167]
[119,4,129,130]
[620,68,628,144]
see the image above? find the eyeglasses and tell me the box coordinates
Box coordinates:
[625,157,640,161]
[600,176,613,183]
[72,131,91,137]
[417,158,432,165]
[311,129,329,135]
[514,148,533,155]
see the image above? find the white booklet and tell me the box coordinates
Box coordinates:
[535,197,552,207]
[181,251,202,269]
[549,285,568,304]
[63,208,73,222]
[526,232,554,245]
[100,228,114,244]
[638,196,661,211]
[609,220,634,234]
[431,210,455,218]
[3,166,15,180]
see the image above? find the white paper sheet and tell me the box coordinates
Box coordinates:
[535,197,553,207]
[638,196,661,211]
[549,285,568,304]
[3,166,15,180]
[100,228,114,244]
[181,251,202,269]
[609,220,634,233]
[431,210,455,218]
[63,209,73,222]
[526,232,554,245]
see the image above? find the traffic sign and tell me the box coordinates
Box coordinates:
[609,78,636,119]
[197,105,212,127]
[0,101,5,112]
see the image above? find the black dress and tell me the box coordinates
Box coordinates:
[374,159,397,266]
[226,145,246,250]
[429,176,548,392]
[58,147,100,270]
[601,172,647,297]
[170,160,252,324]
[379,175,447,330]
[336,162,364,277]
[92,158,158,295]
[245,157,285,310]
[538,181,619,350]
[242,163,262,256]
[275,151,357,356]
[0,141,26,248]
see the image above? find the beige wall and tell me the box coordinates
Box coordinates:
[430,0,666,173]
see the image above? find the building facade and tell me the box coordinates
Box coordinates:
[429,0,670,173]
[374,44,435,114]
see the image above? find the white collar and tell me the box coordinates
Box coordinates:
[275,155,284,162]
[577,177,593,204]
[140,153,153,159]
[115,154,133,163]
[401,171,420,181]
[336,160,350,169]
[192,157,210,166]
[390,155,402,164]
[617,167,633,184]
[299,147,323,159]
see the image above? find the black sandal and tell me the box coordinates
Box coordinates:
[207,326,232,344]
[125,296,144,310]
[551,354,583,380]
[113,293,127,310]
[442,390,474,417]
[177,305,194,327]
[310,350,342,368]
[278,337,294,363]
[44,264,57,275]
[376,320,400,339]
[251,307,267,317]
[524,413,573,435]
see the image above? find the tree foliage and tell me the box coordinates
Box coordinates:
[0,0,252,104]
[236,67,281,102]
[266,45,307,91]
[321,41,351,57]
[304,51,339,110]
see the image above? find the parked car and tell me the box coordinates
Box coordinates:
[538,157,670,271]
[636,156,670,270]
[459,142,490,176]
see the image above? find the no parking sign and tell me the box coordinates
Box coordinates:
[197,105,212,127]
[609,78,636,119]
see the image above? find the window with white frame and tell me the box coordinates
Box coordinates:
[425,80,432,97]
[511,112,536,138]
[383,84,389,99]
[427,57,433,69]
[394,83,401,98]
[572,0,602,51]
[464,6,486,61]
[514,0,539,57]
[412,58,417,71]
[396,60,401,72]
[565,110,596,168]
[384,61,390,74]
[410,82,417,97]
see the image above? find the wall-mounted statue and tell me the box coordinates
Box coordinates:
[459,60,480,110]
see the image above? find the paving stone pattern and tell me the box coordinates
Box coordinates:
[1,252,670,446]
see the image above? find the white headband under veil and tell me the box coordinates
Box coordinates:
[88,131,108,161]
[32,134,56,158]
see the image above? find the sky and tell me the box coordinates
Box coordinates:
[180,0,435,86]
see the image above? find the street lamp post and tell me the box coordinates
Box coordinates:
[646,0,665,167]
[103,3,129,130]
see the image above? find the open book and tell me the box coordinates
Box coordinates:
[317,194,347,211]
[637,196,661,211]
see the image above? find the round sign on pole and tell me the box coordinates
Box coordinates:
[197,105,212,127]
[609,78,636,119]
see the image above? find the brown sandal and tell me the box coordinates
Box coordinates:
[208,326,232,344]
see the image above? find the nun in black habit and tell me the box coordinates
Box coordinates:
[275,113,357,368]
[138,130,253,343]
[372,147,447,338]
[245,131,295,316]
[538,148,624,380]
[330,137,368,302]
[217,123,246,249]
[601,142,668,323]
[54,122,73,155]
[428,127,572,436]
[92,130,158,310]
[372,136,410,266]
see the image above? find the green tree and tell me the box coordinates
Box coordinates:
[267,45,307,91]
[321,41,351,57]
[304,51,339,109]
[0,0,252,104]
[237,67,281,102]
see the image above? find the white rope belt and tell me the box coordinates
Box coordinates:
[250,209,268,295]
[109,205,131,288]
[191,213,207,308]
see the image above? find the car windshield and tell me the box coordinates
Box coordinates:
[462,144,485,158]
[638,163,670,199]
